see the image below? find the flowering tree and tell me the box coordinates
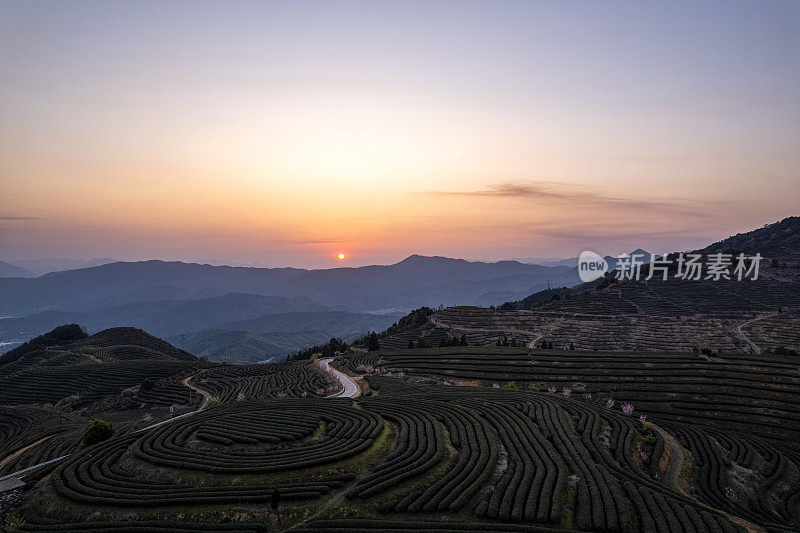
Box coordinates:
[638,450,648,461]
[143,413,152,422]
[583,393,592,401]
[547,386,557,395]
[277,391,287,399]
[562,387,572,397]
[606,398,615,409]
[301,391,308,398]
[236,392,245,402]
[492,383,500,389]
[639,414,647,423]
[568,474,579,487]
[622,403,634,415]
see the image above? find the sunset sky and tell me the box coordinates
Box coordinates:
[1,1,799,268]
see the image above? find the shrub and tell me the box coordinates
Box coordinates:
[83,419,115,446]
[504,381,517,391]
[367,332,380,351]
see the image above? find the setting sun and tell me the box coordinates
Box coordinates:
[337,253,345,260]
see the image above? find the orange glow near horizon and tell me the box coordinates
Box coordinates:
[0,2,797,268]
[338,253,345,260]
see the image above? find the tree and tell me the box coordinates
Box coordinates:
[407,339,415,349]
[0,323,88,366]
[460,334,467,346]
[367,332,380,352]
[569,342,575,351]
[83,419,115,446]
[417,338,427,349]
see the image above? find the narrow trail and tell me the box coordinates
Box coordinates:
[735,312,776,355]
[182,374,212,411]
[0,434,54,470]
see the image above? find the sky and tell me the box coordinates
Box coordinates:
[1,0,799,268]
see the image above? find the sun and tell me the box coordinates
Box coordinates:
[337,253,345,260]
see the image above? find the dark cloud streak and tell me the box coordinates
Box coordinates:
[421,181,722,218]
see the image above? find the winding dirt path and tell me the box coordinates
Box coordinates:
[182,374,213,410]
[0,434,54,470]
[735,312,776,355]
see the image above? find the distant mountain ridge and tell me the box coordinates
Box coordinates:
[0,255,577,363]
[0,255,579,317]
[0,261,35,278]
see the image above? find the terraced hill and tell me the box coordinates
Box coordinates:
[376,218,800,354]
[0,327,340,484]
[5,355,799,532]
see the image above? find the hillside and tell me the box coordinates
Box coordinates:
[169,311,401,363]
[375,217,800,354]
[0,326,198,376]
[696,216,800,257]
[3,347,799,532]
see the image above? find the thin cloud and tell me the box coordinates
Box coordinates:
[421,181,722,218]
[0,215,39,220]
[260,237,341,246]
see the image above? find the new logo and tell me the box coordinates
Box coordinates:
[578,251,608,282]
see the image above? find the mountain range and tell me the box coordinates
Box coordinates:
[0,255,583,362]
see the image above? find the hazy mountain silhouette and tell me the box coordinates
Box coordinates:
[4,257,116,276]
[0,256,579,316]
[0,255,569,362]
[0,261,35,278]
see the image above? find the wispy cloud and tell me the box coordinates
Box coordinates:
[0,215,39,220]
[259,237,341,246]
[420,181,721,217]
